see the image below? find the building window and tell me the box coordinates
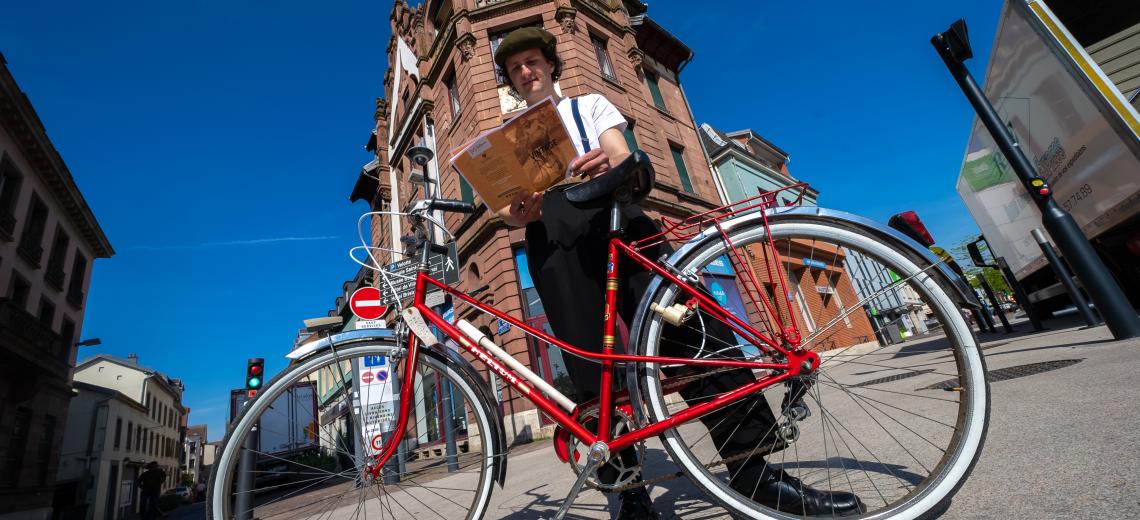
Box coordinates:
[10,271,31,310]
[0,155,23,241]
[126,422,133,450]
[67,252,88,308]
[622,120,639,152]
[459,176,474,204]
[18,193,49,268]
[136,426,142,452]
[670,144,694,193]
[61,317,76,346]
[34,415,56,485]
[591,33,617,82]
[114,418,122,450]
[445,71,461,117]
[645,71,667,111]
[38,297,54,329]
[45,225,69,290]
[0,407,32,488]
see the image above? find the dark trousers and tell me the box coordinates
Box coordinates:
[525,188,779,483]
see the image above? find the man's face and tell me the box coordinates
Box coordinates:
[504,48,553,98]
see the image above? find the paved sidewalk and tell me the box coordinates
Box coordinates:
[484,317,1140,519]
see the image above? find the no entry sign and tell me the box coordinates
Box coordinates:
[349,287,388,320]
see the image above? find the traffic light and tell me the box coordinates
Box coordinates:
[246,358,264,397]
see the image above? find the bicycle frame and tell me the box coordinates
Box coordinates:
[366,234,820,478]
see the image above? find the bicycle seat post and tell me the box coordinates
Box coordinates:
[609,187,632,237]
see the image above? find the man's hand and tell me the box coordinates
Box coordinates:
[500,191,543,227]
[569,148,612,179]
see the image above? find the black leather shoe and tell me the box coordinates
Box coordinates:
[731,466,865,517]
[616,488,659,520]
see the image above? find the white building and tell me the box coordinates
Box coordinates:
[56,355,187,519]
[182,424,207,488]
[56,382,156,520]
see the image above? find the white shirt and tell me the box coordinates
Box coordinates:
[556,94,628,157]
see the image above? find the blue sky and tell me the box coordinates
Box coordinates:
[1,1,1000,439]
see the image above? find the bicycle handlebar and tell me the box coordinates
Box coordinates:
[428,198,477,214]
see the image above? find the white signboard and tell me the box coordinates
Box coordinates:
[955,0,1140,279]
[355,354,396,453]
[355,319,386,329]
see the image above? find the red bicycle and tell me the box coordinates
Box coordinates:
[211,151,989,519]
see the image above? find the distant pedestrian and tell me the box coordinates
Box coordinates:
[137,461,166,519]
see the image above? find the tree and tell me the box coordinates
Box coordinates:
[950,237,1012,297]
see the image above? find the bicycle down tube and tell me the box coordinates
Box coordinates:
[367,235,818,478]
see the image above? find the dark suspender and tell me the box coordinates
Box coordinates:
[571,97,591,153]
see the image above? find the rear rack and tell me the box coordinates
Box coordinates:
[631,183,811,251]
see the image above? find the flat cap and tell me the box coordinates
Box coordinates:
[493,27,557,70]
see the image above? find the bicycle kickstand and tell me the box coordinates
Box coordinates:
[547,442,609,520]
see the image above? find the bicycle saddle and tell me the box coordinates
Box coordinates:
[565,150,655,208]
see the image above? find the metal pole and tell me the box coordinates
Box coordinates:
[996,256,1045,331]
[440,381,460,472]
[932,23,1140,340]
[383,367,402,485]
[975,291,997,333]
[977,274,1014,333]
[235,423,256,520]
[350,358,366,487]
[1032,229,1100,327]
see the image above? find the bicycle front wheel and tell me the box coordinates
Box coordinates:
[631,217,989,519]
[209,343,498,520]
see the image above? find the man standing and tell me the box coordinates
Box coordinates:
[137,461,166,519]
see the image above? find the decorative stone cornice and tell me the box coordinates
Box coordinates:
[555,6,578,34]
[0,60,113,257]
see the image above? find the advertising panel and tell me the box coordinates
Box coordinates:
[955,0,1140,279]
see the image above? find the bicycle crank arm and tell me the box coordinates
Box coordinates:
[549,442,608,520]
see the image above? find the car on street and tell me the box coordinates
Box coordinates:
[167,486,192,503]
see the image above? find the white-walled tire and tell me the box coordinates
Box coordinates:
[208,344,498,520]
[632,220,989,519]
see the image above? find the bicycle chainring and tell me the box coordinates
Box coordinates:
[566,408,645,492]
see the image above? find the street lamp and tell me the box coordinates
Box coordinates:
[76,338,101,347]
[932,19,1140,339]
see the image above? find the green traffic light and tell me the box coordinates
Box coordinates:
[248,377,261,388]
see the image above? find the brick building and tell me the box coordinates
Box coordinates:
[349,0,731,443]
[698,123,879,352]
[0,53,113,520]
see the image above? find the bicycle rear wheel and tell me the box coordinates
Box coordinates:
[631,217,989,519]
[208,343,498,520]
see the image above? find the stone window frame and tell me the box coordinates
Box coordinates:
[668,142,695,193]
[589,31,618,83]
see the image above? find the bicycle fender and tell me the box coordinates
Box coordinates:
[286,328,398,361]
[673,206,981,309]
[422,344,510,488]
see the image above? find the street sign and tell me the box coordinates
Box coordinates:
[349,287,388,320]
[802,258,827,269]
[497,318,511,336]
[361,371,375,384]
[377,243,460,305]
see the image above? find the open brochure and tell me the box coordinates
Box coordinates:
[448,96,576,210]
